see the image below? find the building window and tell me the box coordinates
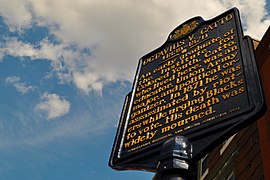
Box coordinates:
[199,155,209,180]
[220,134,236,155]
[226,170,235,180]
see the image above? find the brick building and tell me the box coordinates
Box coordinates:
[197,26,270,180]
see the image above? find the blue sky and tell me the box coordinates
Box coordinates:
[0,0,269,180]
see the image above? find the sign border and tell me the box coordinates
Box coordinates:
[109,7,265,171]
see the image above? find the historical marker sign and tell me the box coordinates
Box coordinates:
[109,8,265,171]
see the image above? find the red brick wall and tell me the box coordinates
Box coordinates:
[256,26,270,180]
[234,123,263,180]
[202,122,264,180]
[199,26,270,180]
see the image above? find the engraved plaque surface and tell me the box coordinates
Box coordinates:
[109,8,265,171]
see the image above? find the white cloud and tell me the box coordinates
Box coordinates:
[73,71,103,95]
[35,93,70,120]
[6,76,35,94]
[0,0,269,93]
[220,0,270,38]
[0,0,32,31]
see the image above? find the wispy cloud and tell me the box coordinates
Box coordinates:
[6,76,35,94]
[0,0,269,145]
[35,93,70,120]
[0,0,269,94]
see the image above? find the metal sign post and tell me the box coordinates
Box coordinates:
[153,136,194,180]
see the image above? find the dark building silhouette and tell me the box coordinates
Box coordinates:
[197,26,270,180]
